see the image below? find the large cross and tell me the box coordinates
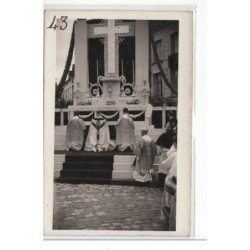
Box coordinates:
[94,20,129,74]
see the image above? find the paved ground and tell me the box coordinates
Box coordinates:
[53,183,168,231]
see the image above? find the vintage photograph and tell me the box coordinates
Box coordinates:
[44,10,193,237]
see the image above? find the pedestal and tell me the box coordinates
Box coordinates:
[101,76,121,101]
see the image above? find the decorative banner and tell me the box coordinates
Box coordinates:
[79,111,94,119]
[101,112,119,119]
[129,111,145,119]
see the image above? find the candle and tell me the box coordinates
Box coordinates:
[132,60,135,83]
[96,59,99,82]
[121,58,124,76]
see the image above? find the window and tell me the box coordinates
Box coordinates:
[153,39,163,63]
[153,73,163,98]
[119,36,135,83]
[170,32,179,92]
[88,38,104,84]
[171,32,178,54]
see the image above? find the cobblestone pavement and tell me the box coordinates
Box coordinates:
[53,183,167,231]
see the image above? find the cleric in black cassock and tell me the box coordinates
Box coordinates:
[155,117,177,153]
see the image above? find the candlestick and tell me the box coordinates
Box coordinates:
[96,59,99,82]
[132,60,135,83]
[121,58,124,76]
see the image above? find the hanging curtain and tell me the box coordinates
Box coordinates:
[149,22,177,95]
[56,21,76,99]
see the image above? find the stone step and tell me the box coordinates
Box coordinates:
[112,171,133,179]
[55,126,67,130]
[55,144,65,151]
[112,170,160,182]
[54,154,65,162]
[60,169,112,179]
[63,162,113,171]
[113,155,160,164]
[113,163,134,171]
[54,162,63,178]
[65,154,113,163]
[55,135,66,141]
[114,155,135,164]
[54,162,63,169]
[112,155,160,180]
[113,163,159,172]
[55,141,65,146]
[55,177,112,184]
[55,145,65,151]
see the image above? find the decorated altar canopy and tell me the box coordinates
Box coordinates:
[56,19,178,125]
[55,19,151,125]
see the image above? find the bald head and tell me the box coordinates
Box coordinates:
[141,128,148,136]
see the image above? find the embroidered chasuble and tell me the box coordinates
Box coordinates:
[116,114,136,151]
[84,116,115,152]
[133,135,157,182]
[65,116,86,151]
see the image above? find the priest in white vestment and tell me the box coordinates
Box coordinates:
[116,108,135,151]
[161,157,177,230]
[133,128,157,182]
[158,135,177,189]
[65,111,86,151]
[84,110,115,152]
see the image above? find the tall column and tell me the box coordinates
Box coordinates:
[162,103,166,128]
[60,109,64,126]
[135,21,149,89]
[74,20,88,93]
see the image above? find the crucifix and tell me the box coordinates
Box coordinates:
[94,20,129,74]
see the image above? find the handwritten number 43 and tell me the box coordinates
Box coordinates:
[47,16,68,30]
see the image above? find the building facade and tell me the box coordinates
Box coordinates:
[150,21,179,106]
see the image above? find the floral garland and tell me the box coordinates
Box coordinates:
[78,111,144,120]
[137,85,151,97]
[89,83,103,97]
[73,88,84,99]
[79,111,94,119]
[77,100,92,106]
[126,99,140,105]
[100,112,119,120]
[129,111,145,119]
[124,83,134,96]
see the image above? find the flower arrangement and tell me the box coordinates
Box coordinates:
[137,86,151,97]
[90,83,102,97]
[77,100,92,106]
[126,99,140,105]
[123,83,134,96]
[73,88,84,100]
[106,100,116,105]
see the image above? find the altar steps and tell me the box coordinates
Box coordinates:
[112,155,160,180]
[54,125,164,150]
[57,152,114,183]
[55,151,160,184]
[54,154,65,178]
